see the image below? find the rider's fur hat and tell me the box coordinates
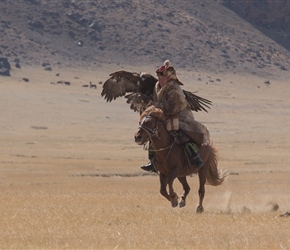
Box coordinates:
[156,60,183,85]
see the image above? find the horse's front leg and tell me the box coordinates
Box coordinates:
[159,173,171,202]
[167,173,178,208]
[159,173,178,207]
[177,177,190,208]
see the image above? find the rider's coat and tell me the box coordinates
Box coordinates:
[152,79,210,145]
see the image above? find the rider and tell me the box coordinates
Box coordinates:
[141,60,209,173]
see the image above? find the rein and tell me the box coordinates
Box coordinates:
[138,116,160,140]
[139,115,175,161]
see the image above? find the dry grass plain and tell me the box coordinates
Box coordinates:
[0,65,290,249]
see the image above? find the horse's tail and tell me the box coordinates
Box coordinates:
[206,142,228,186]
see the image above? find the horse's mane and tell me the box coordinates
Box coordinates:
[139,105,166,123]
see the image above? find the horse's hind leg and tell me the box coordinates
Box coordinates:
[177,177,190,207]
[197,166,207,213]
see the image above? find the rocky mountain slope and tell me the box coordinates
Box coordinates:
[223,0,290,51]
[1,0,290,78]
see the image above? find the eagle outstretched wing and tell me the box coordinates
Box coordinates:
[101,71,141,102]
[101,70,212,113]
[183,90,212,113]
[101,71,157,113]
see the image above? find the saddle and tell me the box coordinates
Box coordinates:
[170,129,203,146]
[170,130,202,167]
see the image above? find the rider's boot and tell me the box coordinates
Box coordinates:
[141,162,157,173]
[140,142,157,173]
[185,141,204,171]
[194,152,204,170]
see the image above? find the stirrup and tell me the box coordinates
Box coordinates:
[140,162,157,173]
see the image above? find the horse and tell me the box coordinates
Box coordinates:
[134,106,228,213]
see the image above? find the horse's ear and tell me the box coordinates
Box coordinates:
[139,113,146,123]
[140,105,154,122]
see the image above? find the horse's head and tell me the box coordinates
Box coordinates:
[134,106,166,145]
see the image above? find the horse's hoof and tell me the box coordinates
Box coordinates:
[196,205,204,213]
[179,197,186,207]
[171,194,179,207]
[171,202,178,208]
[171,198,178,207]
[179,200,186,208]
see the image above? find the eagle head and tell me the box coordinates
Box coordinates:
[140,72,148,81]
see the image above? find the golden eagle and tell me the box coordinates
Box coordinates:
[101,70,212,114]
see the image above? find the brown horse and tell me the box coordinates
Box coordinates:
[134,106,228,213]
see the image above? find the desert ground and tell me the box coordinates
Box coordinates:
[0,65,289,249]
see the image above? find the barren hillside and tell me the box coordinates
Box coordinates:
[223,0,290,51]
[0,0,290,79]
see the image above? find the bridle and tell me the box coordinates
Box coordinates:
[138,116,160,140]
[138,115,175,160]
